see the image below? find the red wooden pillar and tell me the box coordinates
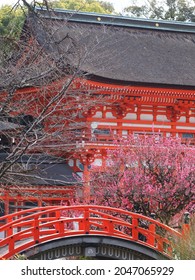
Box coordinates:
[38,196,43,207]
[101,150,107,170]
[148,223,156,247]
[81,152,95,203]
[4,191,9,216]
[83,162,90,202]
[132,217,138,240]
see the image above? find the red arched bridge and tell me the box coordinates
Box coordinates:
[0,205,183,260]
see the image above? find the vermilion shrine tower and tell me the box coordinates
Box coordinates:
[0,8,195,215]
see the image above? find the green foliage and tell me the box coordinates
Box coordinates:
[124,0,195,22]
[0,0,114,40]
[174,215,195,259]
[50,0,114,14]
[0,5,25,39]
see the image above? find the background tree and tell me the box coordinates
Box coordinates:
[174,214,195,259]
[124,0,195,22]
[89,135,195,225]
[0,4,25,39]
[0,0,108,194]
[50,0,115,14]
[0,0,115,39]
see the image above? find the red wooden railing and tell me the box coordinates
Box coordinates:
[31,132,116,151]
[31,131,195,152]
[0,205,182,259]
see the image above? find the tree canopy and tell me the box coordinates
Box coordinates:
[0,4,25,38]
[0,0,115,39]
[0,1,107,194]
[124,0,195,22]
[89,135,195,225]
[50,0,115,14]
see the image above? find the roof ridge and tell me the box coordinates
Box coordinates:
[34,6,195,34]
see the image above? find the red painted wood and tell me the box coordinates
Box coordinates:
[0,205,182,259]
[0,75,194,238]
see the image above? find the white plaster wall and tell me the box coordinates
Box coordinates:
[93,111,102,118]
[156,115,169,122]
[123,113,137,120]
[189,117,195,123]
[106,112,116,119]
[177,116,186,123]
[140,114,153,121]
[93,159,102,166]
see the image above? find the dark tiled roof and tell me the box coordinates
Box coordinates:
[25,7,195,87]
[0,153,78,186]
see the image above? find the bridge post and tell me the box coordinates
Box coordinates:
[6,217,13,237]
[54,210,64,234]
[148,213,156,247]
[182,212,190,236]
[83,208,90,233]
[157,237,163,253]
[148,223,156,247]
[33,216,40,244]
[106,220,114,235]
[132,217,138,240]
[8,236,15,254]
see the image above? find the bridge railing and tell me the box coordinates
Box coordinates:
[0,205,182,259]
